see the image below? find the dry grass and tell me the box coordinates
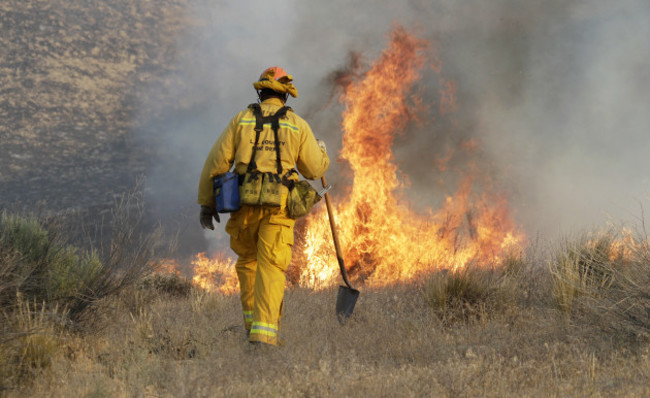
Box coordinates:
[2,212,649,397]
[2,222,649,396]
[422,265,517,324]
[1,283,647,397]
[0,297,65,388]
[549,228,650,343]
[549,230,620,313]
[0,186,173,392]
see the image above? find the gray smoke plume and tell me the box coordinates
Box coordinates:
[139,0,650,255]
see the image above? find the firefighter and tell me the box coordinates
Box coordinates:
[198,66,329,346]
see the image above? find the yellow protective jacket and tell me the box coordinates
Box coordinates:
[198,98,330,207]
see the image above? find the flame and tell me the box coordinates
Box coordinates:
[293,26,525,289]
[161,26,525,294]
[190,252,239,294]
[609,228,637,261]
[589,227,643,263]
[155,252,239,294]
[156,259,182,275]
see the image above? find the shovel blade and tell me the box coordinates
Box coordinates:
[336,285,360,325]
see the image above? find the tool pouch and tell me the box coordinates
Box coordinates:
[259,172,283,206]
[213,172,241,213]
[286,180,322,219]
[239,172,263,206]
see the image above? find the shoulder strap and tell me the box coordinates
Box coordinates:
[247,104,264,173]
[272,106,290,175]
[246,104,291,175]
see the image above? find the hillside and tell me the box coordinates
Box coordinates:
[0,0,190,210]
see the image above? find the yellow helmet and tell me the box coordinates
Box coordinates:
[253,66,298,98]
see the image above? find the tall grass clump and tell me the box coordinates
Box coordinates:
[0,296,65,388]
[550,227,650,343]
[549,229,630,313]
[422,264,517,322]
[582,228,649,342]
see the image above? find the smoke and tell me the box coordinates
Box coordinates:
[289,0,650,237]
[139,0,650,254]
[136,1,301,256]
[477,1,650,237]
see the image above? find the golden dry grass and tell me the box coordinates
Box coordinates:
[2,275,648,397]
[2,214,649,396]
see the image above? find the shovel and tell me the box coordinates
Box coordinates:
[321,176,360,324]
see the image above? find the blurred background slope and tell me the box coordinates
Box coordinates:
[0,0,190,208]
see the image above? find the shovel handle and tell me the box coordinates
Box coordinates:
[321,176,355,290]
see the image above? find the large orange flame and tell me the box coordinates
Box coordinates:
[292,26,525,289]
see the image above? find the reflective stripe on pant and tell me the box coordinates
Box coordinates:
[226,204,294,346]
[250,321,278,341]
[243,310,253,330]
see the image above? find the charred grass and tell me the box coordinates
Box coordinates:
[2,221,650,396]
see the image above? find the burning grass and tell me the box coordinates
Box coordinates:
[283,26,526,292]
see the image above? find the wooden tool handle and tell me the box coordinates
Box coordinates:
[321,176,354,290]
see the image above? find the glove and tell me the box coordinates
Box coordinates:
[317,139,326,152]
[200,205,220,230]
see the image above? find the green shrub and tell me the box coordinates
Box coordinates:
[0,211,50,266]
[2,186,171,320]
[0,185,172,389]
[0,211,103,306]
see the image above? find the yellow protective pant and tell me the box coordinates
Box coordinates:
[225,204,294,346]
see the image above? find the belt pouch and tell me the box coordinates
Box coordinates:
[287,180,321,219]
[240,172,262,205]
[259,173,283,206]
